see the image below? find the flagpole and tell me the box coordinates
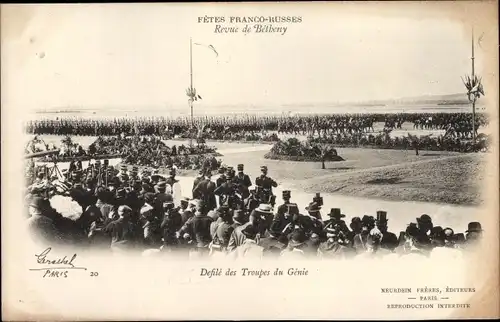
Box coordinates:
[471,27,476,145]
[189,37,194,147]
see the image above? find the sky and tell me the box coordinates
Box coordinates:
[2,3,491,112]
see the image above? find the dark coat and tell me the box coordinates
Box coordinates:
[193,179,217,211]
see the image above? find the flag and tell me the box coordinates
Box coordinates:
[194,43,219,58]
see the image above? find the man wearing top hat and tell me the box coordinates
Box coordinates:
[376,210,399,251]
[323,208,350,236]
[232,164,252,199]
[254,165,278,206]
[318,223,355,259]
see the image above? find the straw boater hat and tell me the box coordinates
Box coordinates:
[255,204,273,214]
[180,197,190,204]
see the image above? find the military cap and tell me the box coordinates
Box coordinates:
[282,190,291,198]
[237,164,244,171]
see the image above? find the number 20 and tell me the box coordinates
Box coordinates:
[90,272,99,277]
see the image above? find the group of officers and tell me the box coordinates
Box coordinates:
[26,161,483,259]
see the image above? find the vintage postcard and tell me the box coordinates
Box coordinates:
[2,1,499,320]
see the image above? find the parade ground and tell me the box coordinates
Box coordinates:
[30,131,486,236]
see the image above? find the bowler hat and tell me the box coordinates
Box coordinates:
[328,208,345,218]
[417,214,432,223]
[465,222,483,233]
[376,211,388,223]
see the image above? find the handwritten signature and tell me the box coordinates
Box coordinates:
[30,247,87,271]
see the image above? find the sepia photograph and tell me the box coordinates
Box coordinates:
[2,2,499,320]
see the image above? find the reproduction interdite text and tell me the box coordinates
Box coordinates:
[200,267,309,278]
[197,16,303,35]
[381,287,476,310]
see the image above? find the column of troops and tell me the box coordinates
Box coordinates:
[26,162,483,259]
